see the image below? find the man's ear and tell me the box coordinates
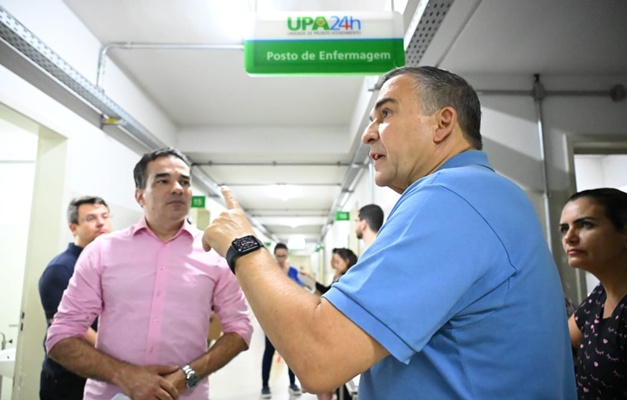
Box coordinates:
[433,107,456,143]
[69,223,78,236]
[135,188,144,207]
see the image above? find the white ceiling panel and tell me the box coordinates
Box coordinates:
[36,0,625,246]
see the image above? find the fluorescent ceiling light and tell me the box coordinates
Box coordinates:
[287,234,306,250]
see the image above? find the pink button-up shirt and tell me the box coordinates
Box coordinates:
[46,218,253,400]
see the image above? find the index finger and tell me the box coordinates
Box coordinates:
[221,186,242,211]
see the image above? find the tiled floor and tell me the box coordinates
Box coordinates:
[209,313,319,400]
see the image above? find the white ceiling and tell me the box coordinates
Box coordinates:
[428,0,627,76]
[57,0,627,247]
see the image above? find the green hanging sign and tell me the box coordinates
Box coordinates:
[244,12,405,75]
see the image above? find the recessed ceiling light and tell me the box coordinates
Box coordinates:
[287,234,306,250]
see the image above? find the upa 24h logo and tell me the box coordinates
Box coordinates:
[287,16,362,31]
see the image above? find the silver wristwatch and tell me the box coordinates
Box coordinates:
[182,364,200,389]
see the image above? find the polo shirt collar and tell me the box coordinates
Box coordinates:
[435,150,493,173]
[132,216,195,240]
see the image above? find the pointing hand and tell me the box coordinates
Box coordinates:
[202,186,256,257]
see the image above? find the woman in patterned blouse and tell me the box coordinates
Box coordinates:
[559,188,627,399]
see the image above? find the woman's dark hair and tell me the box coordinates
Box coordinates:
[332,247,358,274]
[274,242,288,254]
[566,188,627,231]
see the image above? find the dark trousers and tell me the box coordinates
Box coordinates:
[336,385,352,400]
[262,335,296,387]
[40,369,86,400]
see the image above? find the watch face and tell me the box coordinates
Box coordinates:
[183,365,201,389]
[233,235,262,253]
[226,235,263,273]
[187,373,200,388]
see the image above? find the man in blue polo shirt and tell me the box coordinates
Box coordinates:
[202,66,576,399]
[38,196,112,399]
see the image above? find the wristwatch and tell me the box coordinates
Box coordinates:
[182,364,200,389]
[226,235,264,273]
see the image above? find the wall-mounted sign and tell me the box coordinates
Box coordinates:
[191,195,206,208]
[335,211,350,221]
[244,12,405,75]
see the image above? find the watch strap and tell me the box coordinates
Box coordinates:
[226,245,239,273]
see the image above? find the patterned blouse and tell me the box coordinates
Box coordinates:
[573,284,627,400]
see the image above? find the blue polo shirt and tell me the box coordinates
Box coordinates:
[325,150,576,399]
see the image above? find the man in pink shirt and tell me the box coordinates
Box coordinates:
[46,147,253,400]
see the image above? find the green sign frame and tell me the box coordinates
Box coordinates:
[191,196,206,208]
[244,39,405,75]
[244,11,405,75]
[335,211,350,221]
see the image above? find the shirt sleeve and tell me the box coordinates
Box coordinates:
[38,263,73,322]
[46,241,105,352]
[211,255,253,347]
[324,184,514,364]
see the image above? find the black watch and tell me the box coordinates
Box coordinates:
[182,364,200,389]
[226,235,264,273]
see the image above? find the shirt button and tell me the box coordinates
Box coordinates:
[149,347,154,353]
[160,265,164,270]
[156,291,161,297]
[154,318,159,322]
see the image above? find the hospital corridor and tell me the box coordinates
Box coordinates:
[1,0,627,399]
[209,316,320,400]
